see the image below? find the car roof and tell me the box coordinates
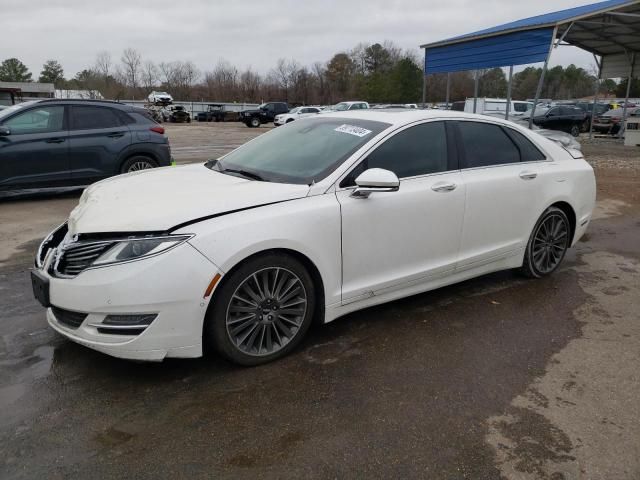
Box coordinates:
[319,109,531,127]
[34,98,132,109]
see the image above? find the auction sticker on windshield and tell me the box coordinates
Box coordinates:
[334,124,372,137]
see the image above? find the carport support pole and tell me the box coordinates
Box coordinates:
[422,71,427,108]
[505,65,513,121]
[473,70,479,113]
[445,73,451,109]
[589,55,602,140]
[619,52,636,139]
[529,27,558,130]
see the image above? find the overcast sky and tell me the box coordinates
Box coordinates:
[4,0,598,78]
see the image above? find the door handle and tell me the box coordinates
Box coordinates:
[519,171,538,180]
[45,138,65,143]
[107,132,125,138]
[431,182,457,192]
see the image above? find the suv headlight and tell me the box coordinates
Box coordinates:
[92,234,192,267]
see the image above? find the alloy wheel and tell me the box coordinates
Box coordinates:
[128,161,154,172]
[531,213,569,274]
[225,267,308,356]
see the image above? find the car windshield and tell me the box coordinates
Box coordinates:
[332,103,350,111]
[209,117,390,184]
[288,107,300,114]
[0,101,38,121]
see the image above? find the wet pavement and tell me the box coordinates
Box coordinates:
[1,130,639,479]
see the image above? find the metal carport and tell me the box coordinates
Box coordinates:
[420,0,640,136]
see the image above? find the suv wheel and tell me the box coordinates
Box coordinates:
[250,117,261,128]
[121,156,158,174]
[570,124,580,137]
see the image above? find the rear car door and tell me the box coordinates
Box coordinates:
[68,105,132,184]
[0,104,70,190]
[456,120,547,270]
[336,121,465,303]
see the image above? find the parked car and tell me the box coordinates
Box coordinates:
[592,107,640,135]
[148,91,173,105]
[0,99,172,195]
[239,102,289,127]
[323,101,369,112]
[31,110,595,365]
[570,102,611,132]
[530,106,586,137]
[197,104,228,122]
[273,106,321,126]
[168,105,191,123]
[451,98,533,116]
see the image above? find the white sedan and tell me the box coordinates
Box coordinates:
[32,111,595,365]
[274,106,321,126]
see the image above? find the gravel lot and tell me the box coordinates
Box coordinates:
[1,122,639,479]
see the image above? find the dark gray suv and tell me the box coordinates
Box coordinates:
[0,99,173,195]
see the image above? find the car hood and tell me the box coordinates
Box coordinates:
[67,164,310,235]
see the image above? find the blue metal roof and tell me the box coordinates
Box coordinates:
[425,29,554,74]
[422,0,639,74]
[421,0,635,48]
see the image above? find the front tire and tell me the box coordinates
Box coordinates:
[206,253,316,366]
[520,206,571,278]
[250,117,261,128]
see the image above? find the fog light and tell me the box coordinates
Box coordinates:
[90,314,157,336]
[103,314,157,326]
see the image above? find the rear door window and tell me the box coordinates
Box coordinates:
[70,106,122,130]
[457,121,520,168]
[504,129,546,162]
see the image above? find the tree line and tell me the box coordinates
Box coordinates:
[1,44,635,105]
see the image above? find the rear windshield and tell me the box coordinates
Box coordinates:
[212,117,390,184]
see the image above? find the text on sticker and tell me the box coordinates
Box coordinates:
[334,124,372,137]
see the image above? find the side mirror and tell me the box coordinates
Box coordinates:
[0,126,10,136]
[351,168,400,198]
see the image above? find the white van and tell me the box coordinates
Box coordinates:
[451,98,533,116]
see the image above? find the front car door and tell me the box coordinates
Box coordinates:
[336,120,465,303]
[68,105,132,184]
[0,104,69,190]
[455,120,548,271]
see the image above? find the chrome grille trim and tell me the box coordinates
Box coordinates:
[51,241,115,278]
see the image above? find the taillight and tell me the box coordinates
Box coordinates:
[150,126,165,134]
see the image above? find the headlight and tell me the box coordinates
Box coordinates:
[92,234,192,267]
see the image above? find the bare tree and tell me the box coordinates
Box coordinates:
[141,61,159,91]
[239,68,261,102]
[271,58,301,101]
[120,48,142,96]
[94,51,112,78]
[205,60,238,100]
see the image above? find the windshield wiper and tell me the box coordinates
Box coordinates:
[222,168,265,181]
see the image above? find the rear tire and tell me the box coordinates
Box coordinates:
[206,253,316,366]
[120,155,158,174]
[520,206,571,278]
[250,117,261,128]
[570,124,580,137]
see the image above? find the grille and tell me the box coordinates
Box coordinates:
[36,222,68,268]
[54,242,113,277]
[51,306,88,329]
